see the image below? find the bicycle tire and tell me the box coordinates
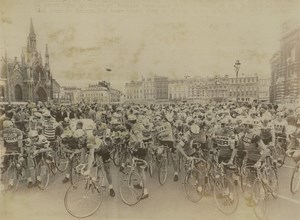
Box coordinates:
[290,163,300,194]
[2,164,19,192]
[158,156,168,185]
[55,149,69,172]
[275,144,285,168]
[120,170,144,206]
[183,169,205,202]
[70,157,82,185]
[148,156,154,177]
[36,160,50,190]
[213,176,239,215]
[113,148,121,167]
[265,167,278,199]
[64,179,103,218]
[252,179,268,220]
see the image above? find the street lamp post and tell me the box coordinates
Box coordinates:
[106,68,111,104]
[234,60,241,103]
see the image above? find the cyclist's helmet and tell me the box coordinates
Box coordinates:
[3,120,13,129]
[190,124,200,135]
[73,129,85,139]
[28,130,39,138]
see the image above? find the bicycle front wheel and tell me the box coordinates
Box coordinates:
[213,176,239,215]
[120,171,144,206]
[55,150,69,172]
[158,156,168,185]
[290,163,300,194]
[36,160,50,190]
[2,164,19,192]
[275,144,285,168]
[113,148,122,167]
[265,167,278,199]
[183,169,205,202]
[252,179,268,220]
[64,179,103,218]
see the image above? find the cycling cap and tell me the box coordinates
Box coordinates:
[28,130,39,138]
[3,120,13,128]
[190,124,200,134]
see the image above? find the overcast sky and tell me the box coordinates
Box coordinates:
[1,0,300,91]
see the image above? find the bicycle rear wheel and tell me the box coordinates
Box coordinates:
[64,179,103,218]
[120,171,144,206]
[213,176,239,215]
[290,163,300,194]
[2,164,19,192]
[252,179,268,220]
[183,169,205,202]
[36,160,50,190]
[158,156,168,185]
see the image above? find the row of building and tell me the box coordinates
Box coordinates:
[270,20,300,104]
[54,81,124,104]
[125,74,270,103]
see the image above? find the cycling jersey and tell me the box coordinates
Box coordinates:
[43,119,61,141]
[3,128,23,152]
[177,131,196,156]
[273,119,288,135]
[93,122,107,138]
[157,121,173,142]
[25,135,49,150]
[239,131,261,161]
[212,128,235,158]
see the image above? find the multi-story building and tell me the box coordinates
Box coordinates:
[154,76,168,100]
[81,82,109,104]
[270,20,300,104]
[206,75,229,102]
[187,76,207,102]
[110,88,123,103]
[56,86,81,104]
[143,77,155,100]
[258,78,271,102]
[227,75,259,102]
[168,79,188,101]
[125,81,144,101]
[0,19,55,103]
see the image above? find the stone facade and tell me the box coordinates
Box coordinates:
[0,19,54,103]
[270,20,300,104]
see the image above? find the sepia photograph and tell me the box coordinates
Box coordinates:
[1,0,300,219]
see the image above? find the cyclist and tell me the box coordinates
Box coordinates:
[83,120,116,197]
[156,114,179,181]
[211,118,237,165]
[25,130,51,186]
[2,120,26,188]
[237,118,270,206]
[128,114,149,199]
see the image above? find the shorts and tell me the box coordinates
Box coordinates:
[158,140,176,153]
[262,137,272,145]
[132,148,147,161]
[94,147,110,163]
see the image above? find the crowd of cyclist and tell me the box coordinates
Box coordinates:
[1,100,300,204]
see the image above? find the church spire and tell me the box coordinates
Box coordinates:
[28,18,36,51]
[30,18,35,36]
[45,44,50,71]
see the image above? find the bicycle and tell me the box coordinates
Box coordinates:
[68,150,84,185]
[1,152,26,192]
[30,149,55,190]
[64,160,105,218]
[198,149,239,215]
[287,149,300,194]
[119,155,148,206]
[51,138,69,172]
[182,156,206,203]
